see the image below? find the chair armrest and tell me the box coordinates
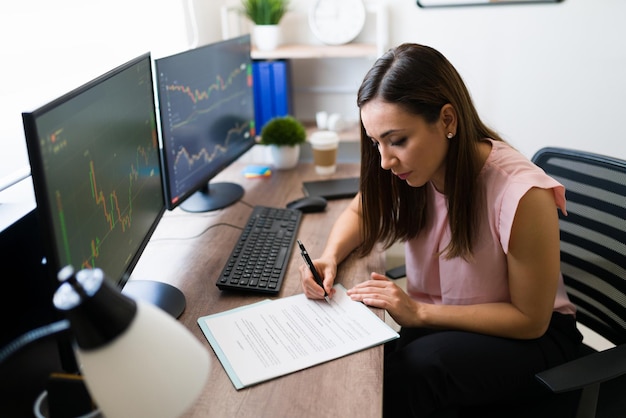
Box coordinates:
[536,344,626,393]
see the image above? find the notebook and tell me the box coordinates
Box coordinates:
[302,177,359,200]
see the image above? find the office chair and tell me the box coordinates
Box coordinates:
[385,147,626,417]
[530,147,626,418]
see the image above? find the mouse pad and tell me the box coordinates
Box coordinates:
[302,177,359,200]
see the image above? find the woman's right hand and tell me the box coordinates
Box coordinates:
[299,193,363,300]
[299,257,337,300]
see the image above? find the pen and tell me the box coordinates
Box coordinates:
[297,240,330,303]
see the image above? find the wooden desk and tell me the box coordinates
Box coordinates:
[131,159,385,418]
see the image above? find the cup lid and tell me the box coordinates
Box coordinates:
[309,130,339,148]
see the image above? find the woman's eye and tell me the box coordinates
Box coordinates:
[390,137,407,146]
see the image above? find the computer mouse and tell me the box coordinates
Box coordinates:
[286,196,327,213]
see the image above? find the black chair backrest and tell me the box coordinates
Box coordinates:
[532,147,626,346]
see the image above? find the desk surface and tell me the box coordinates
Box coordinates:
[131,160,385,418]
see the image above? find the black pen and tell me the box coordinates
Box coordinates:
[297,240,330,303]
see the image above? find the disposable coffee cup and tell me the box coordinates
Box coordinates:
[309,130,339,175]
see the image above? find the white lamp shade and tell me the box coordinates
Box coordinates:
[76,301,209,418]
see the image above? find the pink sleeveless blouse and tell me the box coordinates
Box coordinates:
[404,140,576,316]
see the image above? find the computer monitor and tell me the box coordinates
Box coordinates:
[22,53,185,319]
[155,35,256,212]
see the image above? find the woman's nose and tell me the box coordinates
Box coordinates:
[379,146,395,170]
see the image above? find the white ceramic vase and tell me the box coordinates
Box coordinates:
[253,25,281,51]
[268,144,300,170]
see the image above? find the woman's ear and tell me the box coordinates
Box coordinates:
[440,104,457,136]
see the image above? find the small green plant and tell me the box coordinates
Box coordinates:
[260,115,306,147]
[240,0,289,25]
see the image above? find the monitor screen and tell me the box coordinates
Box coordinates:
[23,53,167,298]
[155,35,256,212]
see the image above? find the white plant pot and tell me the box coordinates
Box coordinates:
[253,25,281,51]
[268,144,300,170]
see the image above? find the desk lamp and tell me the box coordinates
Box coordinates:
[52,266,209,418]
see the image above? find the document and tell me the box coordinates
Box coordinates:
[197,284,399,389]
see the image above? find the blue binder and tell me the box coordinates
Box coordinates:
[270,60,290,117]
[252,61,274,131]
[252,60,291,131]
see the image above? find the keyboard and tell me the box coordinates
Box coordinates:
[216,206,302,294]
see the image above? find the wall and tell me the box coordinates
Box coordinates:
[0,0,189,185]
[3,0,625,187]
[394,0,626,160]
[190,0,626,161]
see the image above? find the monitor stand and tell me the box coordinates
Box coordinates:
[180,182,244,213]
[122,280,186,319]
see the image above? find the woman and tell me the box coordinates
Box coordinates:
[299,43,583,417]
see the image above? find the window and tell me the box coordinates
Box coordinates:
[0,0,188,187]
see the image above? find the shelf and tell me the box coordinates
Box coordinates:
[304,121,361,143]
[219,2,387,133]
[251,43,378,60]
[221,2,388,60]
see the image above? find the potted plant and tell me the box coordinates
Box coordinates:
[240,0,289,51]
[259,115,306,170]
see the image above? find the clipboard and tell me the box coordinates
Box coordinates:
[302,177,359,200]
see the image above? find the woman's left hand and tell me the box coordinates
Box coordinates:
[347,272,420,327]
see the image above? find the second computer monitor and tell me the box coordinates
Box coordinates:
[155,35,256,212]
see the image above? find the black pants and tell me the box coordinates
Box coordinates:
[383,313,583,418]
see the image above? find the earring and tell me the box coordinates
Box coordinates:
[446,132,454,139]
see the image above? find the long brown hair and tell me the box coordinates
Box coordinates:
[356,43,503,259]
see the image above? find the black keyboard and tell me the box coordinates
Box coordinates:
[216,206,302,294]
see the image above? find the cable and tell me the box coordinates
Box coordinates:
[0,320,71,365]
[238,199,254,208]
[164,210,223,219]
[165,200,254,218]
[33,389,101,418]
[150,222,244,241]
[151,201,258,240]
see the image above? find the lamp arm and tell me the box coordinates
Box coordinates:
[0,319,71,365]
